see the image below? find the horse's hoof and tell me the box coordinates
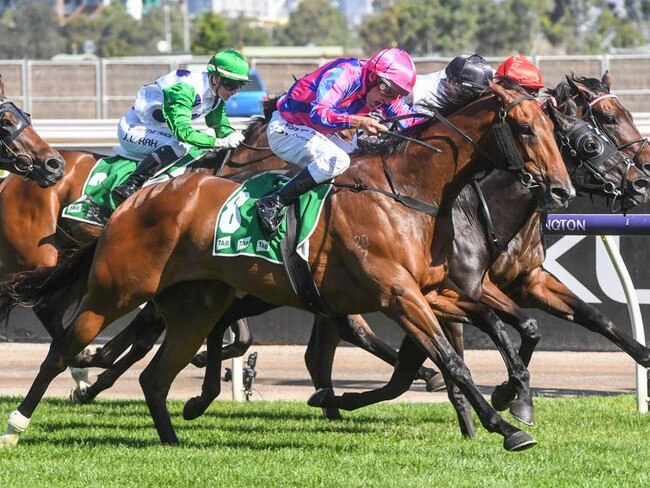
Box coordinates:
[190,351,207,369]
[69,381,92,404]
[491,382,516,411]
[509,399,535,426]
[307,388,334,408]
[69,366,90,385]
[183,397,207,421]
[0,433,19,447]
[424,373,446,392]
[322,407,342,421]
[503,430,537,452]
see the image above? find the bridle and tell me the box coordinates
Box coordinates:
[580,92,648,173]
[555,115,627,198]
[0,96,38,175]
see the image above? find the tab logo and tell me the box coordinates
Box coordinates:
[256,240,270,252]
[237,236,251,251]
[216,236,231,250]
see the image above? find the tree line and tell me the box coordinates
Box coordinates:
[2,0,650,59]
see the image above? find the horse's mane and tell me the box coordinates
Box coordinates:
[547,73,608,104]
[361,79,534,157]
[241,95,283,141]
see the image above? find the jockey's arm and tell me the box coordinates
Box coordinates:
[205,102,235,139]
[161,82,216,148]
[309,67,359,132]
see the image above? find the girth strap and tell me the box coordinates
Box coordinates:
[280,200,334,316]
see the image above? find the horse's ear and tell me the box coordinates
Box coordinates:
[546,102,572,132]
[602,70,612,92]
[566,75,598,103]
[489,81,510,104]
[563,98,578,117]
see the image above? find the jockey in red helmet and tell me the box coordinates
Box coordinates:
[495,54,545,97]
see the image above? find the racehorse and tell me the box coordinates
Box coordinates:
[0,83,574,450]
[184,74,650,423]
[0,75,65,186]
[303,73,650,415]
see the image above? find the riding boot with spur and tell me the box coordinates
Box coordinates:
[112,145,177,204]
[255,167,318,235]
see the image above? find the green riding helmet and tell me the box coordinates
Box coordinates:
[207,49,250,82]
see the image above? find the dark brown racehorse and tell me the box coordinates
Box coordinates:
[0,75,65,187]
[0,83,573,450]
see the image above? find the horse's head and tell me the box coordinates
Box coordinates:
[557,73,650,208]
[488,81,575,211]
[0,77,64,187]
[546,100,648,211]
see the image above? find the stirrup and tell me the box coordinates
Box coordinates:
[112,181,139,204]
[256,196,284,235]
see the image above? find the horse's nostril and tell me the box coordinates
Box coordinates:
[642,164,650,177]
[632,177,650,194]
[45,158,63,173]
[551,186,573,203]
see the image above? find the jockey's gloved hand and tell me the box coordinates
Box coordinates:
[349,115,388,136]
[215,131,245,149]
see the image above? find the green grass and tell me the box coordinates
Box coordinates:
[0,395,648,487]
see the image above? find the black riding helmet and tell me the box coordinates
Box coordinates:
[445,54,493,89]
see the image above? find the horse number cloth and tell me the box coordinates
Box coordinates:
[213,172,331,264]
[62,147,205,226]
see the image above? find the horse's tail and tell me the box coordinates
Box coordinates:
[0,239,98,323]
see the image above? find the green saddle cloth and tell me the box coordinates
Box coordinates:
[62,147,205,226]
[213,172,332,264]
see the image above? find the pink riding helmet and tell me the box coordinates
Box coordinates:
[366,48,417,96]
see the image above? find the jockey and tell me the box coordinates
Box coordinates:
[494,54,546,97]
[410,53,494,112]
[112,49,250,204]
[255,47,419,235]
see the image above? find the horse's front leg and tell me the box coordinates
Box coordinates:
[426,282,534,426]
[512,267,650,368]
[388,286,534,451]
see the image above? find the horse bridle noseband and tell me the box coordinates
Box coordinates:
[0,96,37,175]
[555,117,626,198]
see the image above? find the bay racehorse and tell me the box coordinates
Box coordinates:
[303,73,650,415]
[183,75,650,424]
[0,83,573,450]
[0,75,65,186]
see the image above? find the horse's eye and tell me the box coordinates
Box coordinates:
[519,124,534,136]
[601,114,617,125]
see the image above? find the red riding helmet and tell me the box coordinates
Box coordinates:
[496,54,545,90]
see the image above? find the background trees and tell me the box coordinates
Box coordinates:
[1,0,650,59]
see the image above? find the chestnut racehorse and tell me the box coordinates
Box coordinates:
[0,83,574,450]
[0,75,64,187]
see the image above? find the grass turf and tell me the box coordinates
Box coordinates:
[0,395,648,487]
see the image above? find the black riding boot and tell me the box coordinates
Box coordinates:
[112,146,177,204]
[255,167,319,235]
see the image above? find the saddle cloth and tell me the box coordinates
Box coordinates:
[213,172,331,264]
[61,147,205,227]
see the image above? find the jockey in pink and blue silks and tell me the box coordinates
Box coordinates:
[255,47,420,235]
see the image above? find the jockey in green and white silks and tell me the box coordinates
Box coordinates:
[112,49,250,204]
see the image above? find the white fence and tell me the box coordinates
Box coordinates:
[33,113,650,153]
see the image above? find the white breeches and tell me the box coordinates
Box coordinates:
[114,110,188,160]
[266,111,354,184]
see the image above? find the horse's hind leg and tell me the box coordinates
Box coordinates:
[190,318,252,368]
[305,315,343,420]
[143,280,234,444]
[335,314,442,390]
[184,297,278,420]
[0,291,136,446]
[72,315,166,404]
